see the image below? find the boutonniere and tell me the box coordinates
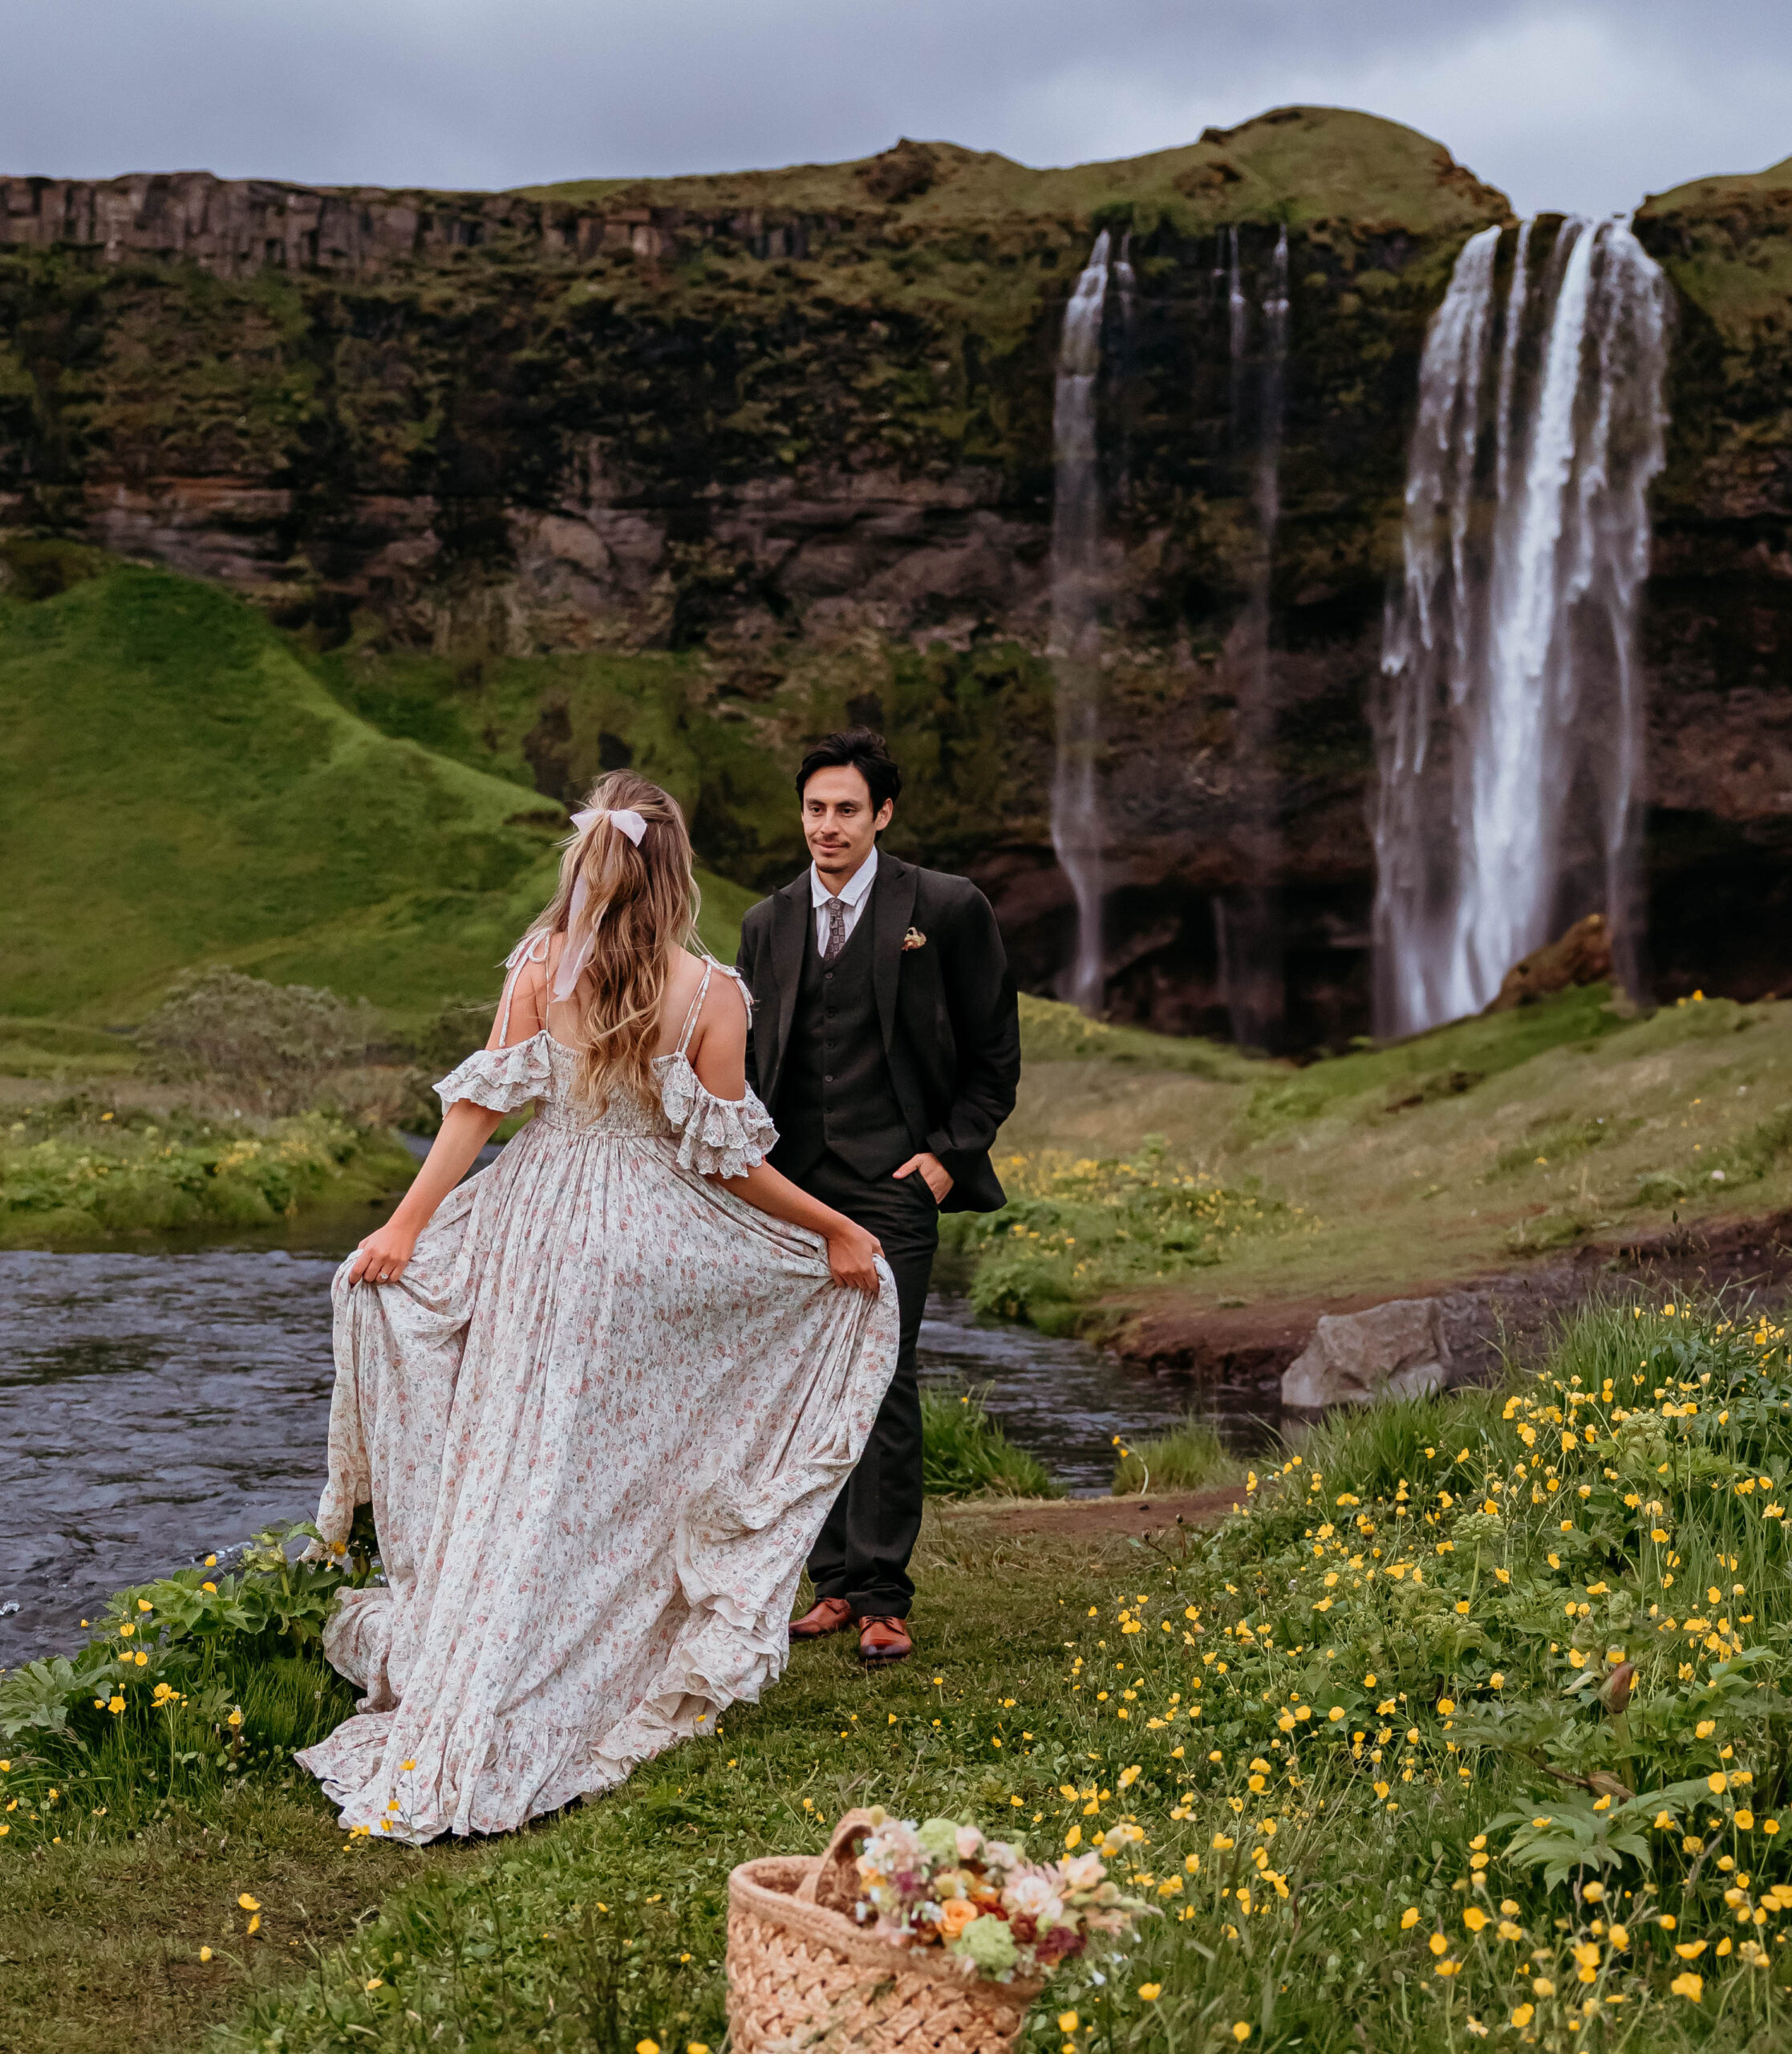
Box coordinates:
[902,927,926,952]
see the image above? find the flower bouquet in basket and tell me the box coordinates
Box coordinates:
[725,1807,1150,2054]
[850,1807,1149,1985]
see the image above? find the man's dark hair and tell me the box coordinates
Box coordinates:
[796,728,902,813]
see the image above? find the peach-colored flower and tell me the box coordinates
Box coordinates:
[939,1898,981,1939]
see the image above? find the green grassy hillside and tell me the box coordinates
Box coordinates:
[0,559,753,1026]
[518,105,1510,236]
[1640,156,1792,345]
[983,984,1792,1329]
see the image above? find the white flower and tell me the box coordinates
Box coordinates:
[866,1821,926,1867]
[955,1825,985,1861]
[1057,1853,1107,1892]
[1003,1873,1066,1924]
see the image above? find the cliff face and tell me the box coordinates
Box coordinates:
[13,111,1784,1041]
[1636,163,1792,1007]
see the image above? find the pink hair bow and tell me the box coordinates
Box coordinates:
[555,807,650,1000]
[569,806,647,846]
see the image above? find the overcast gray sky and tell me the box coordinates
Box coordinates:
[7,1,1790,218]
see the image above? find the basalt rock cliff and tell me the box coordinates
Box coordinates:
[2,108,1787,1041]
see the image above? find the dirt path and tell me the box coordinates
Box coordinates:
[939,1485,1242,1541]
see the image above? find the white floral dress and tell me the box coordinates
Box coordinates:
[295,956,898,1842]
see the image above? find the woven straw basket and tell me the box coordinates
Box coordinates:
[726,1808,1042,2054]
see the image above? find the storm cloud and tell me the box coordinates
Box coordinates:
[8,0,1792,217]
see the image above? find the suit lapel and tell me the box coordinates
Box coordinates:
[871,851,919,1053]
[768,874,808,1098]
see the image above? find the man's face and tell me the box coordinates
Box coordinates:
[802,765,893,887]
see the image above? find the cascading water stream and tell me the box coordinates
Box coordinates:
[1050,231,1112,1014]
[1216,225,1291,1049]
[1226,225,1248,426]
[1372,217,1669,1037]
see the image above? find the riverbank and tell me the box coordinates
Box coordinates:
[6,1299,1792,2052]
[0,1097,413,1248]
[962,986,1792,1386]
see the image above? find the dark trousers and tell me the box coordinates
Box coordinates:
[795,1149,939,1618]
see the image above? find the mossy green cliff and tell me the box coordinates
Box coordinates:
[4,110,1792,1037]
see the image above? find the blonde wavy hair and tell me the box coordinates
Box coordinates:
[520,770,703,1110]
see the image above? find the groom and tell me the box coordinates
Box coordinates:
[737,728,1020,1665]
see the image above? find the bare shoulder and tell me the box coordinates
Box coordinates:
[490,945,549,1048]
[664,948,711,1008]
[662,951,745,1053]
[697,958,752,1033]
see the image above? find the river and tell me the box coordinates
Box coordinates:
[1,1231,1275,1668]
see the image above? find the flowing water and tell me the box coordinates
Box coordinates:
[1049,231,1113,1016]
[1372,217,1670,1037]
[0,1238,1272,1667]
[1216,225,1291,1052]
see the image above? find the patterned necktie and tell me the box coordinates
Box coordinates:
[822,896,848,961]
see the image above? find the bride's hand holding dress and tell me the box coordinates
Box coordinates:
[294,817,900,1843]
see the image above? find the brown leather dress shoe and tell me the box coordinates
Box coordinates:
[857,1615,913,1665]
[789,1597,856,1640]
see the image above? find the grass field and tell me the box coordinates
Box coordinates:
[8,1301,1792,2052]
[0,557,754,1036]
[969,986,1792,1331]
[0,1098,414,1248]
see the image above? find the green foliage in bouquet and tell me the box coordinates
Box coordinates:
[851,1808,1149,1983]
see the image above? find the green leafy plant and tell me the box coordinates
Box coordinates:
[1110,1418,1233,1496]
[920,1383,1063,1499]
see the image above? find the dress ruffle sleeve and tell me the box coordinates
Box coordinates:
[434,1036,555,1116]
[655,1057,778,1178]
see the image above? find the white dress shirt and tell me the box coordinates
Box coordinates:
[809,846,878,954]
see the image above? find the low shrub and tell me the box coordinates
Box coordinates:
[139,967,387,1116]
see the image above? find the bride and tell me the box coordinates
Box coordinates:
[296,772,898,1842]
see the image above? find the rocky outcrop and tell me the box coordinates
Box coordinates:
[0,109,1502,1047]
[1634,160,1792,1009]
[0,172,852,278]
[1484,914,1614,1013]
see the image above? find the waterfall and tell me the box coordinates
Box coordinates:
[1050,231,1112,1014]
[1372,217,1670,1037]
[1226,227,1248,428]
[1113,230,1138,508]
[1259,225,1289,530]
[1217,225,1291,1049]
